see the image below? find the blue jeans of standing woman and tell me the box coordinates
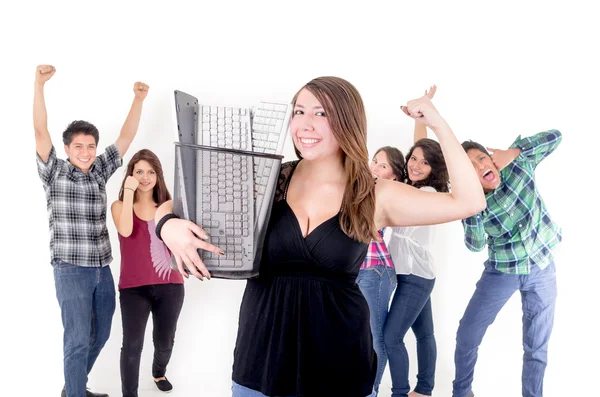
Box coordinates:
[232,381,373,397]
[356,265,398,396]
[384,274,436,397]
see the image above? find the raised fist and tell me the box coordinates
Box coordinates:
[401,94,445,130]
[134,82,149,100]
[124,175,139,191]
[35,65,56,85]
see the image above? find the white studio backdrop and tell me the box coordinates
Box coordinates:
[0,1,598,396]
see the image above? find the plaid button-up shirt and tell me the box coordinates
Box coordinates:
[36,144,122,267]
[462,130,562,274]
[360,229,394,269]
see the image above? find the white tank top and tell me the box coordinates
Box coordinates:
[386,186,437,279]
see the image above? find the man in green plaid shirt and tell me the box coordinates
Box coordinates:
[452,130,562,397]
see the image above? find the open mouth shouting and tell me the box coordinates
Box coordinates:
[480,169,500,190]
[482,169,495,182]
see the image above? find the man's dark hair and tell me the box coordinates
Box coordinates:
[461,140,489,156]
[62,120,99,146]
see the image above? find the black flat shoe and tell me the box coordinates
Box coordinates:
[154,377,173,392]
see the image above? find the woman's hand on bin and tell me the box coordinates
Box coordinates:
[161,218,225,280]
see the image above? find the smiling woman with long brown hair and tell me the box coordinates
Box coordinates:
[111,149,184,396]
[155,76,486,396]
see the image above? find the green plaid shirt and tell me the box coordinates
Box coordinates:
[462,130,562,274]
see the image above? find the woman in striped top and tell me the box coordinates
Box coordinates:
[357,146,405,395]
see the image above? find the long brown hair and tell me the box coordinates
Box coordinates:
[405,138,450,192]
[292,76,377,243]
[118,149,172,205]
[374,146,405,181]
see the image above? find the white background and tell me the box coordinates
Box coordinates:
[1,1,598,396]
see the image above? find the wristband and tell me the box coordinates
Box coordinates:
[155,213,179,241]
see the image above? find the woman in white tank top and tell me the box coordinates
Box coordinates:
[383,87,451,397]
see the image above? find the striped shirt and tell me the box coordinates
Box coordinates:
[360,229,394,269]
[36,144,122,267]
[462,130,562,274]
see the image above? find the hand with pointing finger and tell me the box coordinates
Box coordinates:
[425,85,437,99]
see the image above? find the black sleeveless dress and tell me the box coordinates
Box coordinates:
[232,161,376,397]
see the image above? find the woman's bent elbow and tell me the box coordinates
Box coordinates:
[470,197,487,215]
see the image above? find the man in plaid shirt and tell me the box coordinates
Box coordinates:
[34,65,149,397]
[452,130,562,397]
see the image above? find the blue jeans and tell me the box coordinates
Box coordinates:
[356,265,397,396]
[53,260,116,397]
[232,382,293,397]
[452,261,557,397]
[231,381,372,397]
[384,275,436,397]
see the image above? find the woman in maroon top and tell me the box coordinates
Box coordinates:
[111,149,184,396]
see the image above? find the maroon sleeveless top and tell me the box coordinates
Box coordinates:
[118,211,184,290]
